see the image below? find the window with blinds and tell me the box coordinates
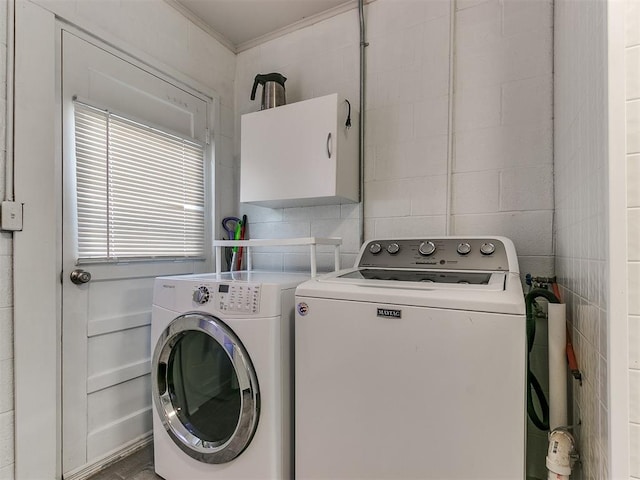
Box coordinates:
[73,101,205,262]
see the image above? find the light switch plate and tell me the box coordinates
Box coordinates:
[1,201,23,231]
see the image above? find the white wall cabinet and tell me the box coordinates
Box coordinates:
[240,93,359,208]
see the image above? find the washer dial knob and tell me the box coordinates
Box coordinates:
[457,242,471,255]
[480,242,496,256]
[386,243,400,255]
[369,243,382,254]
[193,286,210,304]
[418,241,436,256]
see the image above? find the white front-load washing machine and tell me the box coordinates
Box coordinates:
[151,271,309,480]
[295,237,526,479]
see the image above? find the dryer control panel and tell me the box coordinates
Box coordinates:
[214,283,261,313]
[190,283,262,313]
[358,238,510,271]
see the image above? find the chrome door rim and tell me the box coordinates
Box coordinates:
[152,312,260,464]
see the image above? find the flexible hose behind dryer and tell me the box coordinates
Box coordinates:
[525,288,560,431]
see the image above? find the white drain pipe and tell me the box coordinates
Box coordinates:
[548,303,568,429]
[546,428,575,480]
[547,303,575,478]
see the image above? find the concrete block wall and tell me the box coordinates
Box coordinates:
[1,0,598,477]
[235,2,553,476]
[0,1,13,478]
[627,0,640,477]
[453,0,554,281]
[554,0,609,478]
[234,0,554,280]
[234,6,363,270]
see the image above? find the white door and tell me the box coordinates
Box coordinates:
[61,31,212,476]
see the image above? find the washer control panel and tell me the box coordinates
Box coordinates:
[358,238,509,271]
[193,283,261,313]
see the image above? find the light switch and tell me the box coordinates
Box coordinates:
[1,201,24,231]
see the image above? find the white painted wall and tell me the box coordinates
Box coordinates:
[30,0,237,223]
[0,2,14,479]
[5,0,237,477]
[626,0,640,477]
[452,0,554,280]
[234,5,364,270]
[234,0,554,278]
[2,0,625,478]
[554,0,610,478]
[234,1,553,476]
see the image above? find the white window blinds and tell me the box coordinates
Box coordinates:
[74,101,205,261]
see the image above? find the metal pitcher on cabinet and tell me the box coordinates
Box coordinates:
[250,72,286,110]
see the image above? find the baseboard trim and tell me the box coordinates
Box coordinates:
[63,433,153,480]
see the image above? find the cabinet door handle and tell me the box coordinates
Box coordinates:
[326,132,332,158]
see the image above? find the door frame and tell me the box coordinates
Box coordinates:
[13,3,220,478]
[607,0,631,477]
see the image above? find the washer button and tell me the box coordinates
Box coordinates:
[457,242,471,255]
[386,243,400,255]
[480,242,496,255]
[419,241,436,256]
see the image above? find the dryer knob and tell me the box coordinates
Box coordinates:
[418,241,436,256]
[386,243,400,254]
[193,286,210,304]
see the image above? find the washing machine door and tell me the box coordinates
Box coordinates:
[152,312,260,463]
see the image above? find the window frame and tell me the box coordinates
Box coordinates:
[72,97,209,264]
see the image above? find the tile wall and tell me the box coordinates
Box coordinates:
[234,0,554,281]
[554,0,609,478]
[627,0,640,477]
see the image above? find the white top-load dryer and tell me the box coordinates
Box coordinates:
[151,271,309,480]
[295,237,526,480]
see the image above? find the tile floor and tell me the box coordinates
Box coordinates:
[88,444,162,480]
[90,443,545,480]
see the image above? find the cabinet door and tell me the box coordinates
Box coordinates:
[241,95,338,207]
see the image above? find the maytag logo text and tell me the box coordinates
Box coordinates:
[377,308,401,318]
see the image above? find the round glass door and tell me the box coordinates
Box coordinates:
[152,313,260,463]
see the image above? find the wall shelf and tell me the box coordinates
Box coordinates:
[212,237,342,277]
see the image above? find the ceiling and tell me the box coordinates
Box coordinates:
[174,0,353,50]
